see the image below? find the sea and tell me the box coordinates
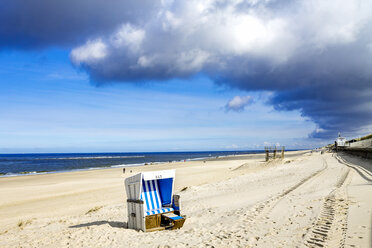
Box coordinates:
[0,151,264,177]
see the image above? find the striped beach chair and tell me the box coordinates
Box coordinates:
[125,170,186,232]
[141,179,174,216]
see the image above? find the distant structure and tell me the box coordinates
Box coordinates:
[335,133,346,151]
[265,146,285,161]
[335,133,372,158]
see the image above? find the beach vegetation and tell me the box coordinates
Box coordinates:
[17,221,23,227]
[359,133,372,141]
[17,219,32,229]
[85,206,103,214]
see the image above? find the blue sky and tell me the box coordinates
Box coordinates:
[0,48,319,153]
[1,1,371,153]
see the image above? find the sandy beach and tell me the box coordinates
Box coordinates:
[0,150,371,247]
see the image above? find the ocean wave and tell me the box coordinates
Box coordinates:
[0,162,147,177]
[187,157,209,161]
[0,171,48,177]
[110,163,145,168]
[35,155,145,160]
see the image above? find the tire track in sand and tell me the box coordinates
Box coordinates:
[213,156,329,243]
[191,156,330,247]
[250,156,329,219]
[305,155,351,248]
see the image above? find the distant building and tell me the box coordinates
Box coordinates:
[336,133,346,148]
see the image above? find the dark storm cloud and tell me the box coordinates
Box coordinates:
[0,0,159,49]
[1,0,372,139]
[214,39,372,138]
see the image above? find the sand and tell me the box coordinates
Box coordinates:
[0,151,370,247]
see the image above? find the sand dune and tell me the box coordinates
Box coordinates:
[0,151,370,247]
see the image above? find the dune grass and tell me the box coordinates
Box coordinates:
[85,206,103,215]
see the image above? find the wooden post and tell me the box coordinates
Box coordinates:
[334,141,338,152]
[281,146,285,159]
[265,147,269,161]
[273,146,277,159]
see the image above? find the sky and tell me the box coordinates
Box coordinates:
[1,0,372,153]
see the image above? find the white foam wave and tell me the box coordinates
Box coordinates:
[110,163,145,168]
[36,155,145,160]
[0,171,49,177]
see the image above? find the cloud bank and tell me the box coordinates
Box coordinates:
[1,0,372,139]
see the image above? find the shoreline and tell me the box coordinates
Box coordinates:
[0,150,272,178]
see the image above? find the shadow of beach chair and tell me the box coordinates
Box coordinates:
[125,169,186,232]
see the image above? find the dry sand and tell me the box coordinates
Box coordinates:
[0,151,370,247]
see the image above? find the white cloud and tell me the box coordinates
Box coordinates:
[298,0,367,48]
[263,141,281,148]
[70,25,146,66]
[137,56,153,68]
[175,49,210,73]
[225,144,239,149]
[160,10,182,31]
[70,39,107,65]
[225,96,253,112]
[110,24,145,52]
[66,0,372,138]
[70,0,372,79]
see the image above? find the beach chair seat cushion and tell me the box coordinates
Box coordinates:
[161,212,186,230]
[145,207,174,216]
[167,215,183,221]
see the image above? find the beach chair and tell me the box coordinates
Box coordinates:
[125,170,186,232]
